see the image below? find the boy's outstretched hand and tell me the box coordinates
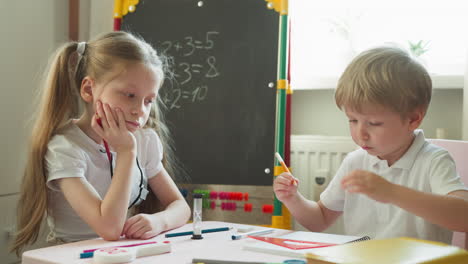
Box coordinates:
[341,169,394,203]
[273,172,300,203]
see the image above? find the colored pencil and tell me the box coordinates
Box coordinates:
[275,152,297,185]
[165,227,231,238]
[231,229,274,240]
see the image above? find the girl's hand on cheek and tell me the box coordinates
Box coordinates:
[91,101,136,154]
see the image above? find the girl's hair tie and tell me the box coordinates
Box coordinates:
[75,42,87,76]
[76,41,86,56]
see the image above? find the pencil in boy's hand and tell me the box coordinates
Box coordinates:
[275,152,297,186]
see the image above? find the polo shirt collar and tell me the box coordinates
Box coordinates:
[69,121,108,151]
[369,129,426,170]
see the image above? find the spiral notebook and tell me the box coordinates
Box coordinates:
[305,237,468,264]
[243,231,369,258]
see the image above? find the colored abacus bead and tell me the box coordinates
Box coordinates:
[262,204,273,213]
[209,191,218,199]
[219,192,226,200]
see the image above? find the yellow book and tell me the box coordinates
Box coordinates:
[305,237,468,264]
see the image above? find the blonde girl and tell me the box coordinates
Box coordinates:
[12,31,190,255]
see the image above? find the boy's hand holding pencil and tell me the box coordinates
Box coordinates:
[273,153,299,203]
[275,152,298,186]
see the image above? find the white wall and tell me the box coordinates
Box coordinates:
[0,1,68,262]
[292,89,463,140]
[79,0,114,40]
[88,0,114,38]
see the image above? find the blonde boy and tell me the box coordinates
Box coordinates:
[274,47,468,243]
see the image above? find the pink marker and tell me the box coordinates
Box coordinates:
[83,241,158,253]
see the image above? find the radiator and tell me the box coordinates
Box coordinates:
[290,135,357,234]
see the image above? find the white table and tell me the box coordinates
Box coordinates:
[22,221,302,264]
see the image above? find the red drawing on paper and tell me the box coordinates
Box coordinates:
[248,236,336,250]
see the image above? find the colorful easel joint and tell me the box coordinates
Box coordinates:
[273,165,291,177]
[276,79,288,90]
[114,0,139,19]
[265,0,288,15]
[271,205,292,229]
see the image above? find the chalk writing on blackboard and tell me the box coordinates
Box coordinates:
[159,31,220,110]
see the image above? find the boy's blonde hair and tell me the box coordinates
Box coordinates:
[12,31,179,255]
[335,46,432,117]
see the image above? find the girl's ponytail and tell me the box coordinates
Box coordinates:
[11,42,83,255]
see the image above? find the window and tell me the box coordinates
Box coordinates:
[290,1,468,89]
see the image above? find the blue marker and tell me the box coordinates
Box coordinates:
[165,227,231,238]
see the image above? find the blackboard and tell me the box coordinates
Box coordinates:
[123,0,278,185]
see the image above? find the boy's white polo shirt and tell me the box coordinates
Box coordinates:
[320,130,467,244]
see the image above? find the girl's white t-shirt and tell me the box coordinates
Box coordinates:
[45,122,164,242]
